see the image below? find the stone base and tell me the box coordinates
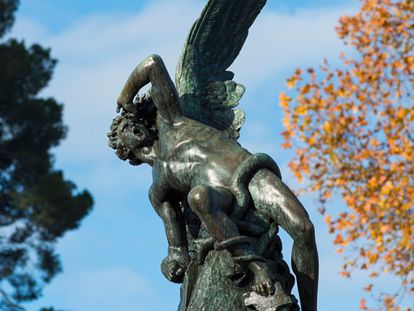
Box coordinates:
[178,250,298,311]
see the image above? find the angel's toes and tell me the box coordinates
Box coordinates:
[253,279,274,297]
[263,282,274,296]
[265,280,275,296]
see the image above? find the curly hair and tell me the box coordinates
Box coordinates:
[108,93,158,166]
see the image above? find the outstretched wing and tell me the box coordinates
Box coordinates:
[175,0,266,140]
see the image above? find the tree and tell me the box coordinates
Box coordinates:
[0,0,93,309]
[279,0,413,309]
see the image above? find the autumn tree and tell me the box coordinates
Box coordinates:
[0,0,93,309]
[279,0,413,309]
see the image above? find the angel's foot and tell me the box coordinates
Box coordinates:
[161,246,189,283]
[249,261,274,297]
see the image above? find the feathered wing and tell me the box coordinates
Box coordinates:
[175,0,266,140]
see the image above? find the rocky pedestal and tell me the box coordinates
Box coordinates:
[178,248,299,310]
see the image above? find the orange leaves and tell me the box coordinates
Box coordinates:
[323,84,334,94]
[295,104,308,116]
[367,251,379,264]
[334,234,344,244]
[380,180,394,195]
[324,214,332,225]
[322,121,332,134]
[301,83,311,95]
[339,270,351,277]
[286,69,303,89]
[406,56,414,71]
[286,77,298,89]
[278,92,292,108]
[369,272,379,278]
[279,0,414,309]
[360,298,368,310]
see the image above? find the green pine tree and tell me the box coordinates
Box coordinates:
[0,1,93,309]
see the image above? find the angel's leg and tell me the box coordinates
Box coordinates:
[248,169,318,311]
[187,185,274,297]
[149,186,189,283]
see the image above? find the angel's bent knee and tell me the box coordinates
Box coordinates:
[187,185,211,215]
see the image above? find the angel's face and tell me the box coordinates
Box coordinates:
[117,119,149,151]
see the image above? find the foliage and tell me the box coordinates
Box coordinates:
[279,0,413,309]
[0,0,93,308]
[0,0,17,37]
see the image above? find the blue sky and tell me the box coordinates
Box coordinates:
[7,0,401,310]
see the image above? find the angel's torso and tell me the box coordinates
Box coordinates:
[152,116,251,194]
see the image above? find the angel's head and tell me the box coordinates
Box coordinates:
[108,94,158,166]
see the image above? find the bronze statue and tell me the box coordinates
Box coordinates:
[108,1,318,310]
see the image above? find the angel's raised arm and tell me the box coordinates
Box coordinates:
[117,54,181,124]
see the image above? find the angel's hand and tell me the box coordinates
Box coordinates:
[161,246,189,283]
[116,101,137,114]
[117,92,149,113]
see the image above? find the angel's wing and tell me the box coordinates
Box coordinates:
[175,0,266,140]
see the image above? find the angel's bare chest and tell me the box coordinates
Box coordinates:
[154,123,251,192]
